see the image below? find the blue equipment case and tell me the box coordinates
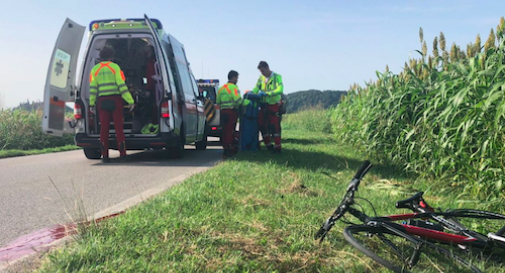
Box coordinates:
[239,93,261,151]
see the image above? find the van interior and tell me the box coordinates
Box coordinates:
[81,35,163,136]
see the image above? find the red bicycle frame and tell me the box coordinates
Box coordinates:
[382,213,479,245]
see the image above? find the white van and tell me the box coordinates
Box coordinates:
[42,15,207,159]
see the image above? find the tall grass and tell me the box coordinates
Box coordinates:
[283,106,333,134]
[332,19,505,199]
[0,108,74,150]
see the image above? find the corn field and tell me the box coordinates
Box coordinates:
[0,108,74,150]
[332,18,505,199]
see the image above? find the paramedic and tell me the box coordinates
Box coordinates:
[89,44,135,163]
[251,61,284,154]
[217,70,242,158]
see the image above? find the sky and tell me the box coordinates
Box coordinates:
[0,0,504,108]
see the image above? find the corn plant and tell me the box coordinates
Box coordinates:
[332,18,505,199]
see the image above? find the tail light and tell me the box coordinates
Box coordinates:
[74,103,82,119]
[161,100,170,118]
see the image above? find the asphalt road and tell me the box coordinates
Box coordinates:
[0,141,222,248]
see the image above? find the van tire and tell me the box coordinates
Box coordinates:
[84,148,102,159]
[195,130,208,151]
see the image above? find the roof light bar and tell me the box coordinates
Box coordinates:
[88,18,163,31]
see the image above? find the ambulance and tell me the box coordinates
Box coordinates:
[197,79,221,138]
[42,15,207,159]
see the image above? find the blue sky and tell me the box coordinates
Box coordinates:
[0,0,503,108]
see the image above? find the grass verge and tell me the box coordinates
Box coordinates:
[36,122,504,272]
[0,145,79,159]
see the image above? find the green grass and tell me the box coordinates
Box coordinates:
[0,108,75,150]
[0,145,79,159]
[36,113,505,272]
[282,106,333,134]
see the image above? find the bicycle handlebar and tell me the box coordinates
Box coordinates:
[315,160,373,242]
[347,161,372,193]
[354,160,372,180]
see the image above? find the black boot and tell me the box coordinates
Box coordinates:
[100,142,109,163]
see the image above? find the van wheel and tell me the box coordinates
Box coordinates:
[83,148,102,159]
[195,131,208,151]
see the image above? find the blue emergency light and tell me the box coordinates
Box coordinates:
[198,79,220,83]
[88,18,163,31]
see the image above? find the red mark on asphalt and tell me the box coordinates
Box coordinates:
[0,211,124,263]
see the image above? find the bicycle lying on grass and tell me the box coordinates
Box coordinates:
[315,160,505,273]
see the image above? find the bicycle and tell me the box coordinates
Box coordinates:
[315,160,505,273]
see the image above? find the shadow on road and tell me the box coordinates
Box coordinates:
[91,146,222,167]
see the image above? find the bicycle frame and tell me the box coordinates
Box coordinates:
[346,205,495,250]
[377,214,480,245]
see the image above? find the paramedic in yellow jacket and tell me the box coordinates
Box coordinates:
[89,44,135,163]
[251,61,284,154]
[217,70,242,158]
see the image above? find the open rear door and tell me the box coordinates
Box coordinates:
[144,14,175,128]
[42,18,85,136]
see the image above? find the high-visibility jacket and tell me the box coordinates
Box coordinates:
[251,72,283,105]
[217,83,242,110]
[89,61,134,106]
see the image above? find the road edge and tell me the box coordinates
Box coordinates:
[0,160,220,273]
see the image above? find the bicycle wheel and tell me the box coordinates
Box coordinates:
[445,209,505,238]
[445,209,505,257]
[343,224,482,273]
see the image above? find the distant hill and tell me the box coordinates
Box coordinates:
[14,100,73,113]
[285,90,347,113]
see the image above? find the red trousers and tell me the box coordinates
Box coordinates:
[220,109,238,149]
[258,103,281,150]
[98,95,127,157]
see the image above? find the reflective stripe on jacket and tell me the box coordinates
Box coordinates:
[89,61,134,106]
[251,72,283,105]
[217,83,242,109]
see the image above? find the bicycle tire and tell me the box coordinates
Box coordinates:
[445,209,505,250]
[343,224,483,273]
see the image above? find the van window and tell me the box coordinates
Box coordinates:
[50,49,71,89]
[189,74,200,98]
[160,39,177,93]
[175,61,195,99]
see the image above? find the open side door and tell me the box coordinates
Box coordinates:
[42,18,85,136]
